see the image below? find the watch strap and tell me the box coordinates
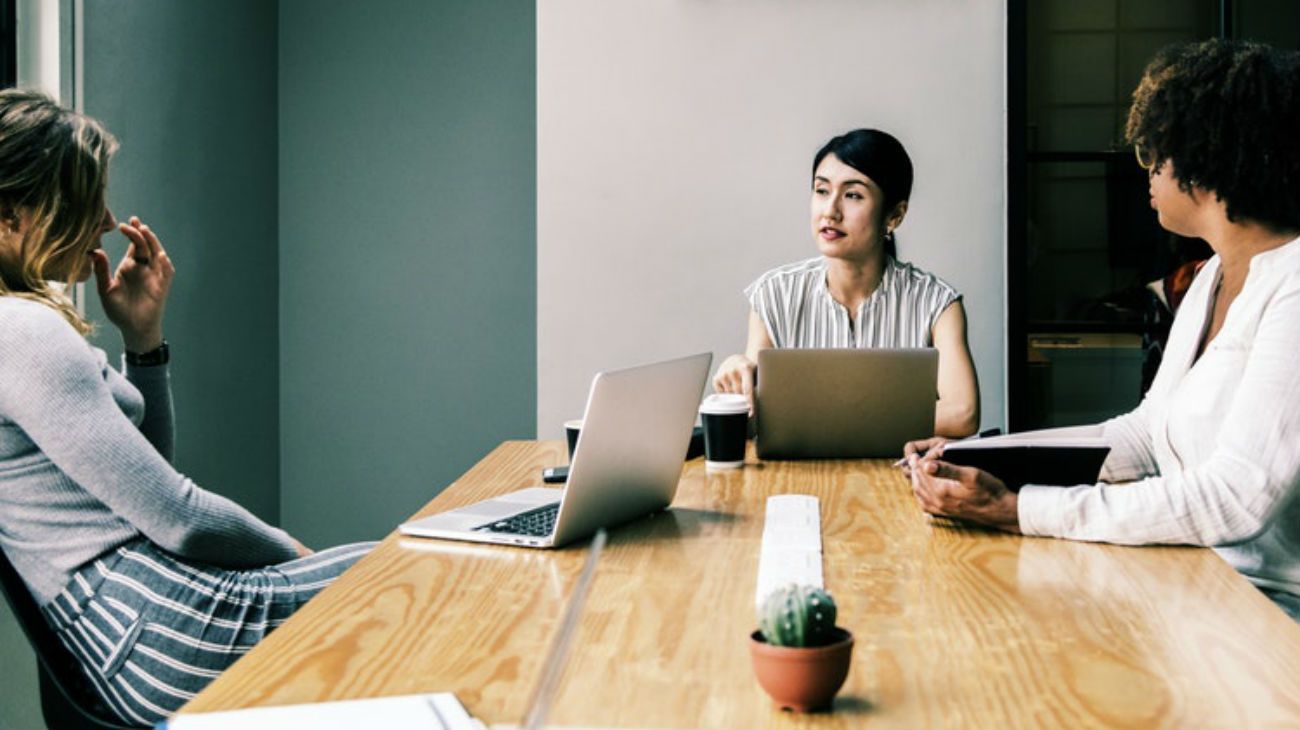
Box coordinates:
[125,340,170,367]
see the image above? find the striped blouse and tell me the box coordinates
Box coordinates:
[744,256,961,348]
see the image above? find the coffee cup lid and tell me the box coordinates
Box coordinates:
[699,393,749,415]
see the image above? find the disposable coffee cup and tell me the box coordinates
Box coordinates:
[564,419,583,462]
[699,394,749,470]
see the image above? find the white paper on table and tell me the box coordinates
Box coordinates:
[163,692,484,730]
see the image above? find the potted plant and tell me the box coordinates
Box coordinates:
[748,584,854,712]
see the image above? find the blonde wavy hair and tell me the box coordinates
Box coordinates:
[0,89,117,335]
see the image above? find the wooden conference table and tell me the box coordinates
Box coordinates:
[182,441,1300,728]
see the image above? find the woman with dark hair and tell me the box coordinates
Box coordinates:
[0,89,374,725]
[906,40,1300,621]
[713,128,980,438]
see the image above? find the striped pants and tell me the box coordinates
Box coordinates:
[41,538,375,727]
[1261,587,1300,624]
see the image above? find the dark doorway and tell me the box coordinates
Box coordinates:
[1007,0,1300,431]
[1,0,16,88]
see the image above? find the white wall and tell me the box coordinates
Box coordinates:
[538,0,1006,437]
[13,0,61,97]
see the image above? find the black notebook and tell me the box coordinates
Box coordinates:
[940,433,1110,491]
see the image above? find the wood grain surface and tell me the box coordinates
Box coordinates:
[181,441,1300,728]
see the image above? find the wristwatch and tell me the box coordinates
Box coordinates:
[125,339,170,367]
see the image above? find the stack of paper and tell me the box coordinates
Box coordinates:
[162,692,484,730]
[754,494,823,611]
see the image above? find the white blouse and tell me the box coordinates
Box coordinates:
[1019,236,1300,597]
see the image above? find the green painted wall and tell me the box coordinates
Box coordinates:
[83,0,282,521]
[1,2,537,724]
[277,0,537,548]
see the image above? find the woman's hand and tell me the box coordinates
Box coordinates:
[91,216,174,353]
[290,536,314,558]
[898,436,948,476]
[712,354,757,411]
[902,436,948,461]
[908,454,1020,533]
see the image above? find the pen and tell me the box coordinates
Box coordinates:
[892,429,1000,468]
[893,443,939,469]
[893,448,936,468]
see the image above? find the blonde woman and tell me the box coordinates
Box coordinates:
[0,89,374,725]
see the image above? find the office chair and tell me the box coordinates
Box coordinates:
[0,550,138,729]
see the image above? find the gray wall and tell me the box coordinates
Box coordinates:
[1,3,281,728]
[277,0,537,547]
[538,0,1007,437]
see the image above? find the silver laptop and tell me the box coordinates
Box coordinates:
[399,353,711,548]
[754,348,938,459]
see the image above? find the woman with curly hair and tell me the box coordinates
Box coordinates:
[904,39,1300,620]
[0,89,375,725]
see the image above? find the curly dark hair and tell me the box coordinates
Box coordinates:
[1125,39,1300,231]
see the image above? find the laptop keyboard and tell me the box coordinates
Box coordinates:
[475,503,560,537]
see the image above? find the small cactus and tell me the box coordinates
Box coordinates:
[758,584,837,647]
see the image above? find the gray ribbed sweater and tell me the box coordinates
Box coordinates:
[0,297,298,604]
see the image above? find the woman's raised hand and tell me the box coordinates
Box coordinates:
[712,354,757,411]
[91,216,174,352]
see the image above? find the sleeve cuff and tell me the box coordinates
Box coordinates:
[1017,485,1067,537]
[123,358,171,383]
[268,527,302,562]
[123,359,170,373]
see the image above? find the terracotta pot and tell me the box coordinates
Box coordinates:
[748,627,854,712]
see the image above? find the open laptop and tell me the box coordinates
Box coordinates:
[754,348,938,459]
[399,352,711,548]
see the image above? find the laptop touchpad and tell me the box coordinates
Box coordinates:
[453,501,527,519]
[454,490,555,519]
